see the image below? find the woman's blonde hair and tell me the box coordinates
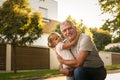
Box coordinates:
[48,32,62,48]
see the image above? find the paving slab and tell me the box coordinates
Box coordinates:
[16,69,120,80]
[42,69,120,80]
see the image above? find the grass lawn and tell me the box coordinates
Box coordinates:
[105,65,120,70]
[0,65,120,80]
[0,69,60,80]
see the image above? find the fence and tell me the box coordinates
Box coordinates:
[0,44,50,71]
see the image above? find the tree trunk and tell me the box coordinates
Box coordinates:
[13,44,17,73]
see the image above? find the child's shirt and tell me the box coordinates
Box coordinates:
[56,42,74,68]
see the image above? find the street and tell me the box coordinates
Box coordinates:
[105,73,120,80]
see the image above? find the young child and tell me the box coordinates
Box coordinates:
[48,32,79,80]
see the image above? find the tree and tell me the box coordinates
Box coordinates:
[0,0,43,73]
[99,0,120,43]
[90,28,112,51]
[67,16,93,39]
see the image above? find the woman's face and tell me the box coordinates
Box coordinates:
[61,23,77,41]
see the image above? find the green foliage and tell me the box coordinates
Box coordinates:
[99,0,120,43]
[113,37,120,43]
[66,16,93,39]
[91,28,112,51]
[104,46,120,53]
[105,65,120,70]
[98,0,120,13]
[54,23,65,39]
[0,69,60,80]
[67,16,83,32]
[53,16,93,40]
[0,0,43,45]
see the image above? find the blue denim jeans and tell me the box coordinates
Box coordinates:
[74,66,106,80]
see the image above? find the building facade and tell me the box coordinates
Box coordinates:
[30,0,58,20]
[0,0,59,71]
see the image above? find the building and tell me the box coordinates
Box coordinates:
[29,0,60,70]
[0,0,60,71]
[30,0,58,21]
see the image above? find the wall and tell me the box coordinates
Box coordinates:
[11,45,50,70]
[33,33,49,47]
[1,44,50,71]
[30,0,58,20]
[0,44,6,70]
[99,51,112,66]
[99,51,120,66]
[112,53,120,65]
[50,49,59,69]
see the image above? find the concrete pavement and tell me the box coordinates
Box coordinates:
[41,69,120,80]
[16,69,120,80]
[42,73,120,80]
[105,73,120,80]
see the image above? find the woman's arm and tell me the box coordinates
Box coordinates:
[62,32,80,49]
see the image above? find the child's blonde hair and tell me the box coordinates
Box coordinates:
[48,32,62,48]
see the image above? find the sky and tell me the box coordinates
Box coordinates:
[55,0,111,28]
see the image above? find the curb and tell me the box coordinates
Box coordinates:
[107,69,120,74]
[11,74,64,80]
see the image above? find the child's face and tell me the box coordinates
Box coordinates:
[52,34,62,47]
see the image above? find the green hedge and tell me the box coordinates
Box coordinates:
[105,46,120,53]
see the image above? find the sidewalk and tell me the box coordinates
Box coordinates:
[41,69,120,80]
[14,69,120,80]
[43,73,120,80]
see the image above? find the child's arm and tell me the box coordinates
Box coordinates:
[62,32,80,49]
